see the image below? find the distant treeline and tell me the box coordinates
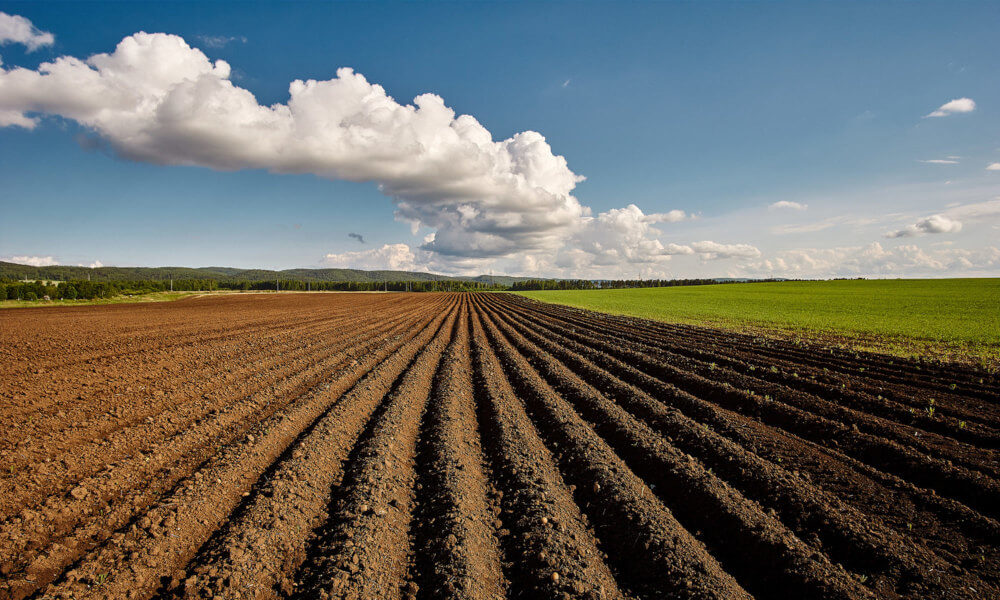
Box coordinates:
[0,261,531,286]
[0,277,504,300]
[509,278,766,291]
[219,280,506,292]
[3,275,787,302]
[0,278,220,301]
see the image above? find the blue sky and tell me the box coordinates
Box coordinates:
[1,1,999,278]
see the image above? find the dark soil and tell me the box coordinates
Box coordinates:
[1,292,996,600]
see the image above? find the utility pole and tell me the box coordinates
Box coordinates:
[170,278,173,292]
[276,278,279,293]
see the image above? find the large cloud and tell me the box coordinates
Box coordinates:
[0,12,54,52]
[0,28,757,277]
[0,32,587,257]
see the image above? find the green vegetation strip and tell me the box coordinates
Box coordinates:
[0,291,199,309]
[517,279,1000,366]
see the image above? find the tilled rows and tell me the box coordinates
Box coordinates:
[1,292,997,600]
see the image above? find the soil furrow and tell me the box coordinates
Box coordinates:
[517,299,1000,441]
[171,299,460,600]
[0,300,432,521]
[514,297,998,399]
[479,297,873,600]
[4,292,996,600]
[290,300,460,600]
[502,298,1000,489]
[0,302,436,588]
[484,296,1000,520]
[10,298,453,600]
[468,306,629,599]
[581,304,995,399]
[409,301,507,600]
[484,294,997,599]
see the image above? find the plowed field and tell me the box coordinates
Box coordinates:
[2,292,998,600]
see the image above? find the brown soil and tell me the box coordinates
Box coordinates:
[1,292,997,599]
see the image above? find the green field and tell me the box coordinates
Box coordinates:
[517,279,1000,366]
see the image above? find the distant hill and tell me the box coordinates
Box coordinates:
[0,261,534,285]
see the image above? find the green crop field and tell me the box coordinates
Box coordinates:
[517,279,1000,366]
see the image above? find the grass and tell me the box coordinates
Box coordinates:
[0,291,198,309]
[517,279,1000,367]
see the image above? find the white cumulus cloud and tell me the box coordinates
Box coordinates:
[987,163,1000,171]
[323,243,419,271]
[0,30,748,277]
[0,12,54,52]
[0,33,589,256]
[885,214,963,238]
[560,204,693,268]
[0,32,588,258]
[2,254,57,266]
[884,199,1000,239]
[924,97,975,118]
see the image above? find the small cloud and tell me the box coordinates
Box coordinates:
[2,254,57,267]
[919,159,959,165]
[987,163,1000,171]
[769,200,808,211]
[885,214,962,238]
[562,79,571,88]
[642,209,688,223]
[196,34,247,49]
[348,232,366,244]
[0,12,54,51]
[89,260,103,269]
[924,97,975,118]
